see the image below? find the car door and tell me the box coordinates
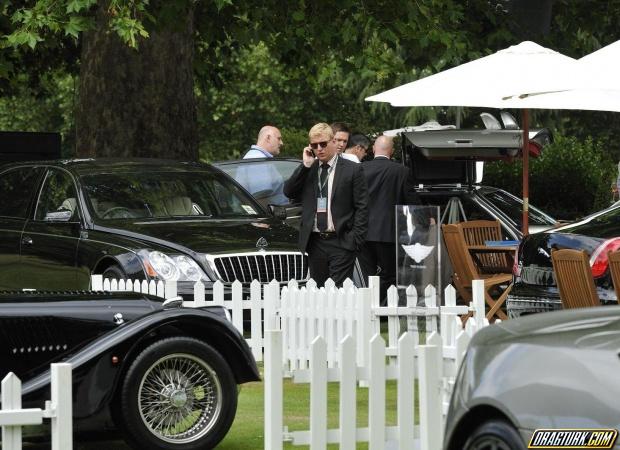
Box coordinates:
[21,167,83,290]
[0,165,44,290]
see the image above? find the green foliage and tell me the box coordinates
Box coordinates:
[4,0,149,50]
[484,135,616,220]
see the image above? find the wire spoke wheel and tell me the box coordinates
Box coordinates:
[138,353,222,444]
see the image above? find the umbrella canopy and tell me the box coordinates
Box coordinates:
[502,40,620,111]
[365,41,577,108]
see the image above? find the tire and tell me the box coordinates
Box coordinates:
[117,337,238,450]
[463,420,525,450]
[101,264,126,283]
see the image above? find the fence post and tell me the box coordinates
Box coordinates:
[50,363,72,450]
[472,279,485,324]
[368,276,381,336]
[398,332,415,450]
[357,288,372,369]
[418,332,443,450]
[424,284,438,334]
[232,280,244,333]
[264,330,283,450]
[164,280,177,299]
[368,334,386,450]
[250,280,262,361]
[91,274,103,291]
[2,373,22,450]
[264,280,280,331]
[193,281,206,306]
[339,335,357,449]
[310,337,327,449]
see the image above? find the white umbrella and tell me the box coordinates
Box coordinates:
[366,41,577,108]
[503,40,620,111]
[366,41,580,234]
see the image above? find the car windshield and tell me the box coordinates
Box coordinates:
[217,159,300,207]
[480,189,556,226]
[81,170,263,220]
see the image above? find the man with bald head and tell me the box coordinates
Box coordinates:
[243,125,283,158]
[237,125,286,205]
[360,135,420,304]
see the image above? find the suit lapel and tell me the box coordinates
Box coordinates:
[331,155,342,203]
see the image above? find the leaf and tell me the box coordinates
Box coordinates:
[214,0,233,11]
[292,11,304,21]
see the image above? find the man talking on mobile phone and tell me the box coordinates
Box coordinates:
[284,123,368,287]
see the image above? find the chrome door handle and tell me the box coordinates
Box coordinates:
[21,236,33,246]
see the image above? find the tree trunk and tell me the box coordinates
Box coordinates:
[76,3,197,160]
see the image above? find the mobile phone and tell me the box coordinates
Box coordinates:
[306,147,316,157]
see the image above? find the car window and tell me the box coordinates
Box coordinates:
[480,189,555,226]
[35,168,79,221]
[218,160,300,207]
[0,166,43,219]
[81,170,264,220]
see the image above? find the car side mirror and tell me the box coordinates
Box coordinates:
[44,210,73,222]
[270,205,287,221]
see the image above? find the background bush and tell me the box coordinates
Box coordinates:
[484,134,616,220]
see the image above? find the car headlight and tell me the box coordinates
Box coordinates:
[140,250,208,282]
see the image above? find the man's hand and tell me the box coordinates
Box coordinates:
[303,146,315,168]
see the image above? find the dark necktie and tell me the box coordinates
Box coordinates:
[317,163,329,231]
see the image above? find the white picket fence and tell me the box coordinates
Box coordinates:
[91,275,485,365]
[0,363,72,450]
[264,280,494,450]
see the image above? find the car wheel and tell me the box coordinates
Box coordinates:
[464,420,525,450]
[118,337,237,450]
[101,264,126,282]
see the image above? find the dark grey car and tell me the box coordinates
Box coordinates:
[444,306,620,450]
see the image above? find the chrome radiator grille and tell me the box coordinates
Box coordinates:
[211,252,308,283]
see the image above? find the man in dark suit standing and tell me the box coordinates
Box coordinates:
[284,123,368,287]
[360,135,420,303]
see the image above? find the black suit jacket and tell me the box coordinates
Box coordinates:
[283,156,368,252]
[362,157,420,242]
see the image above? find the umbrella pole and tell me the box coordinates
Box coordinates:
[522,109,530,236]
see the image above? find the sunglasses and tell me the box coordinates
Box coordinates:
[310,141,329,150]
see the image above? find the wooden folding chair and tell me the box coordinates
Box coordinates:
[459,220,512,273]
[606,250,620,304]
[550,249,600,309]
[442,224,512,321]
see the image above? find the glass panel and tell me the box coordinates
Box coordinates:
[35,169,78,221]
[0,167,43,218]
[481,189,555,226]
[396,205,440,297]
[80,170,264,220]
[219,160,300,207]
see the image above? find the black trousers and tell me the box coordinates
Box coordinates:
[359,241,396,305]
[307,234,356,287]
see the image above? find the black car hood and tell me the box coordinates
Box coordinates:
[93,218,299,254]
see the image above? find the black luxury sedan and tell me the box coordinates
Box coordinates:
[0,159,307,295]
[0,289,260,449]
[509,203,620,317]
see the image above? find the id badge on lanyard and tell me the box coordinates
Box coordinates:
[317,197,327,213]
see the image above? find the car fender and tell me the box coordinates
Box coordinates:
[22,307,259,417]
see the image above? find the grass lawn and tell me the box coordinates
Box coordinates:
[219,363,417,449]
